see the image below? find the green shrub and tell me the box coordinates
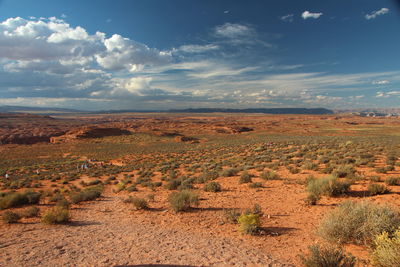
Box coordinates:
[237,213,261,235]
[21,206,40,218]
[300,245,356,267]
[2,210,21,223]
[164,179,181,190]
[239,171,252,184]
[306,176,351,198]
[306,193,321,205]
[69,186,102,204]
[260,170,280,180]
[126,185,138,192]
[0,191,41,210]
[41,206,70,224]
[318,201,400,245]
[332,165,356,178]
[169,190,199,212]
[221,168,239,177]
[368,184,389,196]
[204,182,221,192]
[386,177,400,186]
[372,227,400,267]
[249,182,263,188]
[131,198,148,210]
[223,209,241,224]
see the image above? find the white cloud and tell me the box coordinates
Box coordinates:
[281,14,294,22]
[178,44,219,53]
[365,8,389,20]
[214,23,253,38]
[372,80,389,85]
[96,34,171,72]
[302,11,323,20]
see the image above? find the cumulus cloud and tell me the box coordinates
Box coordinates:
[280,14,294,22]
[96,34,171,72]
[365,8,389,20]
[302,11,323,20]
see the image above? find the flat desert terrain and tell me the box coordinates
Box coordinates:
[1,113,400,266]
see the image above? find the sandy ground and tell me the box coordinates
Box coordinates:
[0,187,294,267]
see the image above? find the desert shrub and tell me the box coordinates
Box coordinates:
[169,190,199,212]
[372,227,400,267]
[41,206,70,224]
[307,176,351,198]
[260,170,280,180]
[197,171,219,183]
[306,192,321,206]
[303,161,319,171]
[368,184,389,196]
[2,210,21,223]
[221,168,239,177]
[126,185,138,192]
[288,166,300,174]
[164,179,181,190]
[376,167,387,174]
[300,245,356,267]
[249,182,263,188]
[0,190,41,210]
[177,179,194,190]
[204,182,221,192]
[69,186,102,204]
[318,201,400,245]
[332,165,355,178]
[223,209,241,224]
[239,171,252,184]
[21,206,40,218]
[131,198,148,210]
[237,213,261,235]
[386,177,400,186]
[369,176,381,182]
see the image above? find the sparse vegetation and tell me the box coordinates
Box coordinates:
[318,201,400,245]
[169,190,199,212]
[300,245,356,267]
[41,206,70,224]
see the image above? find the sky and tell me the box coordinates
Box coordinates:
[0,0,399,111]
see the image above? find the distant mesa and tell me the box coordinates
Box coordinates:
[168,108,334,115]
[50,127,131,143]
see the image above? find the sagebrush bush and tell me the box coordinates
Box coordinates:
[169,190,199,212]
[204,182,221,192]
[332,165,356,178]
[300,245,356,267]
[0,191,41,210]
[130,197,148,210]
[2,210,21,223]
[307,176,351,198]
[368,184,389,196]
[239,171,252,184]
[237,213,261,235]
[260,170,280,180]
[385,177,400,186]
[372,227,400,267]
[318,201,400,245]
[41,206,70,224]
[21,206,40,218]
[69,186,102,204]
[223,209,241,224]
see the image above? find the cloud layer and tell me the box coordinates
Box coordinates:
[0,15,398,110]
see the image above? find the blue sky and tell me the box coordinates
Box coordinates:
[0,0,399,110]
